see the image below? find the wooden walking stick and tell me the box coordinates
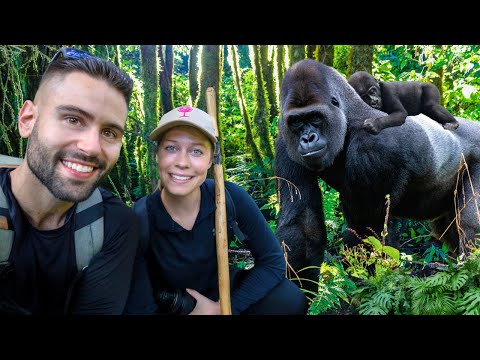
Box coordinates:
[206,87,232,315]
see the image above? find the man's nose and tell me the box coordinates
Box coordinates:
[77,128,102,155]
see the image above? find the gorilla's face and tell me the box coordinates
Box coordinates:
[279,60,348,172]
[361,85,382,110]
[348,71,383,110]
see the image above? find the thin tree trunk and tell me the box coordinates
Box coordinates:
[250,45,274,164]
[275,45,286,106]
[189,45,200,104]
[260,45,279,122]
[195,45,224,177]
[288,45,305,66]
[159,45,174,113]
[227,45,262,165]
[141,45,160,193]
[347,45,374,77]
[316,45,335,66]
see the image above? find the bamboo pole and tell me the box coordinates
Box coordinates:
[206,87,232,315]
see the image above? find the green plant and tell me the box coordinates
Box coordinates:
[342,236,402,280]
[303,260,357,315]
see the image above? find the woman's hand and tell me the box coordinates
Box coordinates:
[186,288,221,315]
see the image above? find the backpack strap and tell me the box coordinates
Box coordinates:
[223,183,246,242]
[204,179,245,243]
[133,195,149,254]
[0,154,104,272]
[0,154,23,169]
[0,185,14,265]
[0,156,22,265]
[74,187,104,272]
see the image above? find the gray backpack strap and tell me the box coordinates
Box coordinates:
[0,155,20,263]
[0,185,14,264]
[74,188,104,272]
[0,154,23,168]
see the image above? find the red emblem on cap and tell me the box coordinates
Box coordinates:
[178,106,193,118]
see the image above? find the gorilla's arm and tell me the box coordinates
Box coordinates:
[348,71,459,135]
[274,133,326,293]
[363,83,409,134]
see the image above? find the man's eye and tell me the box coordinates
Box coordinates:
[66,116,79,124]
[103,129,117,139]
[165,145,176,152]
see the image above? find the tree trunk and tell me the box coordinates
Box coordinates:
[141,45,160,193]
[189,45,200,104]
[227,45,262,165]
[316,45,335,66]
[250,45,274,165]
[259,45,279,122]
[275,45,286,105]
[288,45,305,66]
[347,45,374,77]
[195,45,224,178]
[159,45,174,113]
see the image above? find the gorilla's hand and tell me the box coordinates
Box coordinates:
[363,118,382,135]
[443,121,460,131]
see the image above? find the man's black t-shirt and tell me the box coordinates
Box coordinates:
[0,168,139,315]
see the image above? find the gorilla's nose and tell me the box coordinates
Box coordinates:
[299,133,326,156]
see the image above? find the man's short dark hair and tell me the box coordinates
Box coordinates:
[39,51,134,106]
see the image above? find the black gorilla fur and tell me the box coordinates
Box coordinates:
[348,71,459,135]
[275,59,480,292]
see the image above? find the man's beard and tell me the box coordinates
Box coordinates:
[26,123,111,202]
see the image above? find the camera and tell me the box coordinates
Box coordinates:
[155,287,197,315]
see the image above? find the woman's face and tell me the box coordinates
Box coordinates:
[156,125,213,198]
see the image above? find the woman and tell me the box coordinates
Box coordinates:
[125,105,307,315]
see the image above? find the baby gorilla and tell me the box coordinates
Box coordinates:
[348,71,459,135]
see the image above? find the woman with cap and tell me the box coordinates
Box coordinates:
[124,105,308,315]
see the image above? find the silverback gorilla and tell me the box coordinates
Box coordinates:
[348,71,459,135]
[275,59,480,291]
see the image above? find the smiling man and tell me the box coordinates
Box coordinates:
[0,48,138,315]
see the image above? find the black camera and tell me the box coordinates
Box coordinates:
[155,287,197,315]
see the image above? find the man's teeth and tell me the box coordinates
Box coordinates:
[63,161,94,173]
[172,174,191,180]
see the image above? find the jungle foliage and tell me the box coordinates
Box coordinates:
[1,45,479,315]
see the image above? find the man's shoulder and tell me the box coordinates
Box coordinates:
[97,187,136,218]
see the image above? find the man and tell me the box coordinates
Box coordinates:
[0,47,138,315]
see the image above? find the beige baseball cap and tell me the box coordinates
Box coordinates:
[149,105,217,145]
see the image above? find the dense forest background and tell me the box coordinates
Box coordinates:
[1,44,479,233]
[2,45,480,314]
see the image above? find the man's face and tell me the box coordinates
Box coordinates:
[22,72,128,202]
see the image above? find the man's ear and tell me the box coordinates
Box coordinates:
[18,100,36,138]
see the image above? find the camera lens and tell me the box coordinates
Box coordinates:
[155,288,197,315]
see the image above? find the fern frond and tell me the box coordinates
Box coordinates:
[424,271,451,287]
[371,291,394,310]
[358,299,388,315]
[458,288,480,315]
[450,269,470,291]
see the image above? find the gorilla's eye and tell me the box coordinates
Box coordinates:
[289,119,303,130]
[331,97,339,107]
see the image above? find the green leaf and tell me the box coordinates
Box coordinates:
[364,236,382,252]
[383,246,400,261]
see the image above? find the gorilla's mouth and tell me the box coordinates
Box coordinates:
[301,147,327,159]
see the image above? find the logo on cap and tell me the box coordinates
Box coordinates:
[178,106,193,118]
